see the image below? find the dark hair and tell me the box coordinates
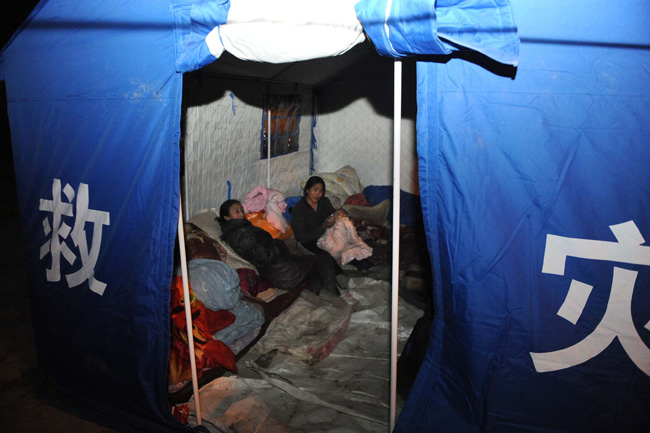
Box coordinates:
[217,199,241,226]
[303,176,326,197]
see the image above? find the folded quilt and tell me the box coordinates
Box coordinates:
[213,300,265,349]
[188,258,241,311]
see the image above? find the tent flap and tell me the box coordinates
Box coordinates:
[397,1,650,432]
[176,0,366,72]
[176,0,519,73]
[355,0,520,65]
[175,0,230,72]
[2,0,185,430]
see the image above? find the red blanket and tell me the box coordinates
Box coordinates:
[168,276,238,386]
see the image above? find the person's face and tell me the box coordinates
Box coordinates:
[306,183,324,204]
[225,203,245,220]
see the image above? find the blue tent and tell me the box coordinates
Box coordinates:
[2,1,184,430]
[1,0,648,432]
[395,1,650,432]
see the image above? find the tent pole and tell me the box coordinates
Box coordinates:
[267,109,272,188]
[390,59,402,431]
[177,196,203,425]
[182,142,189,221]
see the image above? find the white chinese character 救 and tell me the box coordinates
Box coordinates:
[39,179,110,295]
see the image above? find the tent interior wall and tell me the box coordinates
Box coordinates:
[181,42,418,218]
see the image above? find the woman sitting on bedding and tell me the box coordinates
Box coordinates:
[218,199,340,296]
[291,176,373,270]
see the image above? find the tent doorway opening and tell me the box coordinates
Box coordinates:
[171,39,433,431]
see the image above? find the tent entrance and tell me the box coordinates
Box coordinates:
[174,39,426,431]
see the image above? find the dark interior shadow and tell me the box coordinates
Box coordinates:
[417,47,518,80]
[181,40,419,121]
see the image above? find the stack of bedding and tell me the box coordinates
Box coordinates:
[168,166,430,406]
[168,213,305,403]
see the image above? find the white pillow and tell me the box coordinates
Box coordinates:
[188,210,222,240]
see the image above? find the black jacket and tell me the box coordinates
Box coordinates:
[220,218,305,291]
[291,196,335,245]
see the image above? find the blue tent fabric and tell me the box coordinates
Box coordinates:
[355,0,519,65]
[1,0,187,430]
[175,0,230,73]
[11,0,650,431]
[396,1,650,432]
[176,0,519,73]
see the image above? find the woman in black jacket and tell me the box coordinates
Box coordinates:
[291,176,373,271]
[218,199,339,296]
[291,176,346,256]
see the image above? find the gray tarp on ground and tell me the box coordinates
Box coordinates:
[187,277,421,432]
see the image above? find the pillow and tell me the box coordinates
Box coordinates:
[342,199,390,225]
[284,196,302,224]
[188,210,259,274]
[300,165,364,209]
[188,210,222,240]
[184,225,221,261]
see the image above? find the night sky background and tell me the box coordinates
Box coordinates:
[2,1,41,193]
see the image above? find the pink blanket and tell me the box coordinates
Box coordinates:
[242,186,289,233]
[317,218,373,265]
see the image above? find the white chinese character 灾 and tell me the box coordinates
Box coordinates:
[530,221,650,376]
